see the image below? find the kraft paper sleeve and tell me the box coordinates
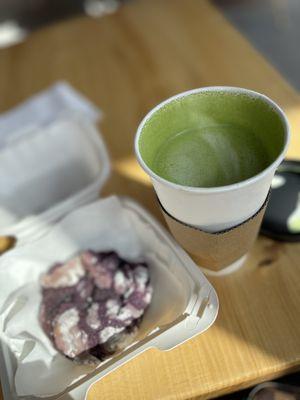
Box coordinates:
[159,194,269,272]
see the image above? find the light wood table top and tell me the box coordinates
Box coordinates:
[0,1,300,399]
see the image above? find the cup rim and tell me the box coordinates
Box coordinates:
[134,86,290,194]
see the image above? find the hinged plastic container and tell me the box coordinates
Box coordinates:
[0,116,218,400]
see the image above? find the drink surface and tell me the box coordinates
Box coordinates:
[139,91,284,188]
[152,124,269,187]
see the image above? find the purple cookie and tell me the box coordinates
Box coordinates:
[39,251,152,361]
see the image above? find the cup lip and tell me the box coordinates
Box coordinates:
[134,86,290,194]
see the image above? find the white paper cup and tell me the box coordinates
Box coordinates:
[135,87,290,273]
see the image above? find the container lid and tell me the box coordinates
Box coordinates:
[0,82,110,241]
[0,81,100,148]
[0,115,110,240]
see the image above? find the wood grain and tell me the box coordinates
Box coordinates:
[0,0,300,399]
[0,236,15,255]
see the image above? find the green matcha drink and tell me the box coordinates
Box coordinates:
[135,87,289,273]
[138,91,285,188]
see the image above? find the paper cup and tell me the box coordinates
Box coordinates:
[135,87,290,274]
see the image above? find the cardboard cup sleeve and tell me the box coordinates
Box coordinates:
[159,193,269,272]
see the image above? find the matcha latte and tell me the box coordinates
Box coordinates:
[138,90,285,188]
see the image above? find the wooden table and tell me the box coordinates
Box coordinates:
[0,0,300,399]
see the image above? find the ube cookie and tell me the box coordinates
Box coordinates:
[39,251,152,362]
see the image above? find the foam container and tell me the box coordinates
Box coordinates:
[0,116,218,400]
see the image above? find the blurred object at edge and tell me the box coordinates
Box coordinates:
[0,0,125,48]
[248,382,300,400]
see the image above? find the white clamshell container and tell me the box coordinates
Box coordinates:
[0,116,218,400]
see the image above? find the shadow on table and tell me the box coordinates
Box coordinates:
[209,233,300,366]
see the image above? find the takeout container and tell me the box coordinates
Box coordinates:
[0,116,218,400]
